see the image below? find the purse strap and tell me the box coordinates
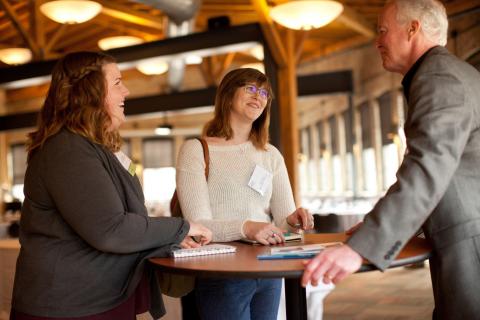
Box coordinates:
[196,137,209,179]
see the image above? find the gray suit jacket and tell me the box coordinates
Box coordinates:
[348,46,480,318]
[12,129,189,318]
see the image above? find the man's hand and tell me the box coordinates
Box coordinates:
[301,244,363,287]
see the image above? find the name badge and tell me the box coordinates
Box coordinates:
[248,164,273,196]
[115,151,136,176]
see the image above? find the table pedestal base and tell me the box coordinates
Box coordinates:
[285,278,307,320]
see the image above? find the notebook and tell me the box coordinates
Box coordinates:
[171,244,237,258]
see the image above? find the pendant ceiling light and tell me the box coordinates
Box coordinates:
[40,0,102,24]
[270,0,343,30]
[185,55,203,65]
[0,48,32,65]
[154,124,173,136]
[98,36,144,51]
[136,58,169,75]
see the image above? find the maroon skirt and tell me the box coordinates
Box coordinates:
[10,273,150,320]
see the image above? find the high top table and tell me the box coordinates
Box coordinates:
[149,233,432,320]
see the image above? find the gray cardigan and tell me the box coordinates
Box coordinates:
[12,129,189,318]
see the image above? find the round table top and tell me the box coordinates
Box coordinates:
[149,233,432,279]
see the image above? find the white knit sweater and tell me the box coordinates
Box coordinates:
[176,139,296,242]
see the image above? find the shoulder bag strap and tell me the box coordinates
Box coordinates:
[196,138,210,179]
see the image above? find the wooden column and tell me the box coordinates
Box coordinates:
[0,89,8,195]
[252,0,300,203]
[0,133,8,195]
[277,29,300,203]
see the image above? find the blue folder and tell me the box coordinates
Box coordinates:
[257,252,317,260]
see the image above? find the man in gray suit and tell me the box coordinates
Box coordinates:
[302,0,480,318]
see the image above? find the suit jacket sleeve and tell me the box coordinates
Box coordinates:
[347,63,472,270]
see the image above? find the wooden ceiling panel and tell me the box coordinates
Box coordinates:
[0,0,478,69]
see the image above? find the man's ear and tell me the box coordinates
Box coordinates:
[408,20,420,40]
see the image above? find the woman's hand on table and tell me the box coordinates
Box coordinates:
[286,208,314,231]
[185,221,212,247]
[243,221,285,246]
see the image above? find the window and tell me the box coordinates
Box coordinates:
[10,144,27,201]
[378,92,399,190]
[142,138,176,216]
[120,138,131,158]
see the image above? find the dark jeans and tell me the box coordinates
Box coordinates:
[195,278,282,320]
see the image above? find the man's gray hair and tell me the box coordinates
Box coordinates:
[390,0,448,46]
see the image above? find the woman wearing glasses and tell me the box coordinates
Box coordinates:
[175,68,314,320]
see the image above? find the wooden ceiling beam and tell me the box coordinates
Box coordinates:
[446,0,480,17]
[0,23,264,84]
[456,23,480,60]
[94,16,161,41]
[337,5,376,38]
[214,52,236,81]
[1,69,354,132]
[251,0,287,67]
[29,0,46,58]
[0,0,39,56]
[44,24,67,55]
[99,0,164,30]
[200,4,253,12]
[300,35,371,63]
[53,22,102,49]
[294,30,309,64]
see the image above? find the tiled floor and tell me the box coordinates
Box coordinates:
[323,264,434,320]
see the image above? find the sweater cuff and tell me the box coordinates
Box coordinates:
[240,219,248,238]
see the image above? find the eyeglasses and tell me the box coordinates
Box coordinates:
[244,84,269,100]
